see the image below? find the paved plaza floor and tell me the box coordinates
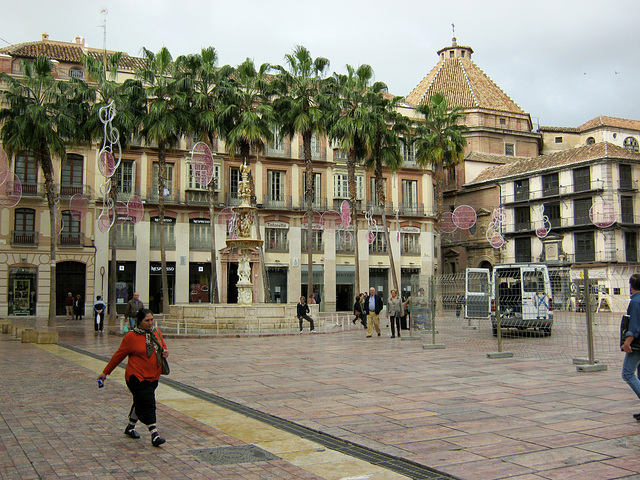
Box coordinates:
[2,317,640,480]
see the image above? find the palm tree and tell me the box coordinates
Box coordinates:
[363,90,409,292]
[0,56,84,325]
[137,47,189,315]
[81,53,145,324]
[328,64,385,294]
[273,45,330,303]
[413,92,468,273]
[216,58,274,301]
[176,47,221,304]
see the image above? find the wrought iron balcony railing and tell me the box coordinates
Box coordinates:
[11,230,38,246]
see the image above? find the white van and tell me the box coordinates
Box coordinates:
[466,263,554,335]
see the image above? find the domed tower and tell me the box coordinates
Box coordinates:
[406,37,540,169]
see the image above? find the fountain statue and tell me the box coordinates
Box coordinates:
[226,160,263,304]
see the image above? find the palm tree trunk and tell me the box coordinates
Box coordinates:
[208,181,219,303]
[303,132,314,303]
[434,162,445,275]
[158,141,169,315]
[41,151,57,326]
[348,149,360,294]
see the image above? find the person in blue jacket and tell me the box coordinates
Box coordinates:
[621,273,640,420]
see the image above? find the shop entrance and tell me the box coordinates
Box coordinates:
[227,263,239,303]
[56,261,86,315]
[336,284,353,311]
[149,262,175,313]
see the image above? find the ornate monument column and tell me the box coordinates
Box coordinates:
[226,160,263,304]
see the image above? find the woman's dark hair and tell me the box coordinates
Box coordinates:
[630,274,640,292]
[355,295,360,302]
[136,308,153,325]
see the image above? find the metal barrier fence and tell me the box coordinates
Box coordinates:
[408,267,636,369]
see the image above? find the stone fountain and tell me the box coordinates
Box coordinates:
[225,160,263,305]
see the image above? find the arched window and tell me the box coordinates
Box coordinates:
[586,137,596,145]
[624,137,639,152]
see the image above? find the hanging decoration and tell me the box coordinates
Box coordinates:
[452,205,477,230]
[96,100,121,233]
[590,199,616,228]
[191,142,215,187]
[486,208,507,249]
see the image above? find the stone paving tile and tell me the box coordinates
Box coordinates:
[13,318,640,480]
[535,462,633,480]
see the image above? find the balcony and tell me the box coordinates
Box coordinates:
[116,188,141,203]
[333,199,363,211]
[109,235,137,249]
[21,182,46,197]
[265,145,290,158]
[189,237,212,251]
[299,198,328,212]
[57,184,92,198]
[619,179,638,191]
[262,194,292,210]
[150,236,176,250]
[225,192,242,207]
[146,188,181,204]
[11,231,38,246]
[398,203,425,216]
[501,179,605,204]
[563,251,619,264]
[402,243,421,255]
[364,201,395,216]
[185,189,211,205]
[59,232,85,247]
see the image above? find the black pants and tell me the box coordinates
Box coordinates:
[299,315,314,331]
[126,375,158,426]
[94,312,104,331]
[390,316,401,337]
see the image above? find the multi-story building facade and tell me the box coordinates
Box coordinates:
[467,142,640,308]
[0,34,549,316]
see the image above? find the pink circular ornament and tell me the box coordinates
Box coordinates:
[453,205,477,229]
[127,195,144,224]
[0,172,22,207]
[367,231,376,244]
[98,149,116,177]
[321,211,342,232]
[440,212,457,233]
[490,234,504,249]
[590,201,615,228]
[69,194,88,221]
[0,146,8,185]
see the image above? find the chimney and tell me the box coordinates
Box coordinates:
[74,36,85,46]
[42,33,49,41]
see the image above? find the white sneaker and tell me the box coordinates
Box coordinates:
[299,330,303,334]
[310,330,317,333]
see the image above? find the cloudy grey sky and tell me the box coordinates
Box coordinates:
[3,0,639,128]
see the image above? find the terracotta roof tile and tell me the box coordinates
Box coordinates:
[465,151,518,165]
[577,115,640,132]
[468,142,640,185]
[405,56,525,115]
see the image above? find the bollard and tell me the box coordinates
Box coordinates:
[575,268,607,372]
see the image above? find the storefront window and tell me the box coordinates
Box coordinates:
[189,263,211,303]
[8,267,37,316]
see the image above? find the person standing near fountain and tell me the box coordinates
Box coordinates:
[297,296,316,333]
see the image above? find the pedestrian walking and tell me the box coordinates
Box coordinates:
[455,293,465,318]
[93,296,106,332]
[352,294,366,327]
[65,292,74,320]
[124,292,144,330]
[297,296,316,333]
[73,294,84,320]
[364,287,383,338]
[387,289,404,338]
[98,308,169,447]
[621,273,640,421]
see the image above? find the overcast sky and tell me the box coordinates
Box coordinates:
[3,0,639,128]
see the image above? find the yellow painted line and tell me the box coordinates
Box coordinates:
[38,344,411,480]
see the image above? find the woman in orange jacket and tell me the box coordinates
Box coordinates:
[98,308,169,446]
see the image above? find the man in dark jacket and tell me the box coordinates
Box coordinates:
[296,296,316,333]
[364,287,383,338]
[622,273,640,420]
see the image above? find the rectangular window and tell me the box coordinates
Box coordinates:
[555,136,563,143]
[401,179,418,213]
[13,208,37,245]
[302,173,321,208]
[499,118,506,125]
[514,206,531,231]
[369,177,388,205]
[544,202,561,225]
[112,222,136,249]
[621,196,634,223]
[302,229,323,252]
[333,174,363,199]
[401,233,420,254]
[267,170,285,202]
[574,198,592,225]
[505,144,514,156]
[369,232,387,253]
[626,232,638,262]
[573,167,591,192]
[60,155,84,196]
[265,228,289,252]
[229,166,240,199]
[151,163,174,197]
[150,219,176,249]
[574,231,595,262]
[514,238,531,263]
[620,164,633,190]
[514,179,529,201]
[542,173,559,196]
[189,222,211,250]
[60,210,82,245]
[115,161,134,195]
[401,139,415,163]
[15,153,38,194]
[335,230,354,253]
